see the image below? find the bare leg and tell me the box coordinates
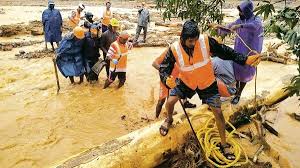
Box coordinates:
[155,98,166,118]
[103,79,112,89]
[231,81,247,104]
[165,96,179,122]
[210,107,227,145]
[69,76,75,84]
[159,96,179,136]
[50,42,55,51]
[78,75,84,84]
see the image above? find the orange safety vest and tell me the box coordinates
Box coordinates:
[68,10,81,29]
[170,34,215,90]
[102,9,112,26]
[109,41,129,72]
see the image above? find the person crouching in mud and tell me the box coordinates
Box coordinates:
[103,31,132,89]
[56,26,86,84]
[82,23,102,83]
[159,20,261,160]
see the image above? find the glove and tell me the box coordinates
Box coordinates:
[246,54,261,66]
[112,59,119,65]
[166,76,176,89]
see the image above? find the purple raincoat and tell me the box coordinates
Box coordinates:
[219,0,263,82]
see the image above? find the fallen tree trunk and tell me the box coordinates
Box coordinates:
[55,80,291,168]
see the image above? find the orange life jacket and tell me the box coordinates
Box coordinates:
[170,34,215,90]
[109,41,129,72]
[102,9,112,26]
[68,10,81,29]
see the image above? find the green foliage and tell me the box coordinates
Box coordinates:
[155,0,225,31]
[255,1,300,98]
[254,0,275,20]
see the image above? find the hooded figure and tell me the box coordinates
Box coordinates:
[218,0,263,104]
[56,27,86,84]
[42,0,62,46]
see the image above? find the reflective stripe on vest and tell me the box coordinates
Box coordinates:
[110,41,128,72]
[174,35,210,72]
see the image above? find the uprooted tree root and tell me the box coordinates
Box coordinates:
[155,133,272,168]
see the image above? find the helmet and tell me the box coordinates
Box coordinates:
[85,12,93,20]
[110,18,119,27]
[73,26,85,39]
[78,3,85,10]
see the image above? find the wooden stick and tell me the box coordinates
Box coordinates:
[52,57,60,93]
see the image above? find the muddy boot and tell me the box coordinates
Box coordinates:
[103,80,112,89]
[69,76,75,84]
[183,101,196,108]
[78,75,84,84]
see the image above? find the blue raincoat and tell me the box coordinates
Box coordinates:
[56,33,86,77]
[42,6,62,43]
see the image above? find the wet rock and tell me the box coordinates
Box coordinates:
[0,8,5,14]
[1,44,13,51]
[16,49,54,59]
[19,50,26,55]
[31,28,44,36]
[0,40,43,51]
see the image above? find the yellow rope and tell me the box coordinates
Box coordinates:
[192,113,249,167]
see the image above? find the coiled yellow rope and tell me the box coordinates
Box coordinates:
[193,114,249,167]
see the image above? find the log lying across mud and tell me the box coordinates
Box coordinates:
[55,78,291,168]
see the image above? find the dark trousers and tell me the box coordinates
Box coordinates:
[103,53,110,78]
[134,25,147,42]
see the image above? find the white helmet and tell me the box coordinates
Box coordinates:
[78,3,85,10]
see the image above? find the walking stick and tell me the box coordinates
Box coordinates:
[179,99,201,146]
[52,57,60,93]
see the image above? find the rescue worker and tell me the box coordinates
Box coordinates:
[42,0,62,51]
[152,49,196,118]
[215,0,263,104]
[103,31,131,89]
[134,2,150,43]
[56,26,86,84]
[159,20,261,159]
[68,3,85,29]
[100,18,120,78]
[83,23,102,83]
[101,1,113,33]
[83,12,95,30]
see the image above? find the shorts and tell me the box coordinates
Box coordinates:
[159,82,169,100]
[109,71,126,83]
[170,80,221,108]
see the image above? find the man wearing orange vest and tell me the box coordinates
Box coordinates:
[159,20,260,159]
[103,32,131,89]
[101,1,113,33]
[68,3,85,29]
[153,49,196,118]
